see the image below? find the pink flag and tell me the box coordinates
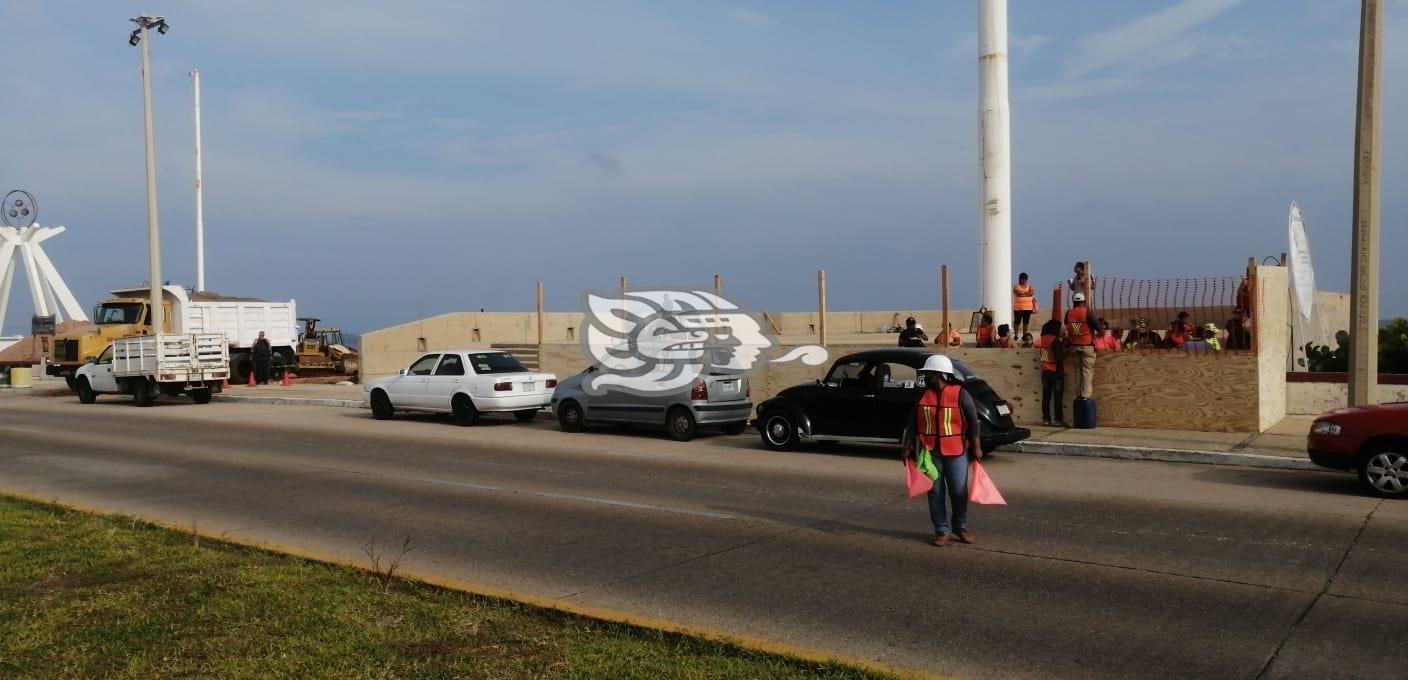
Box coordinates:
[968,460,1007,505]
[905,459,934,498]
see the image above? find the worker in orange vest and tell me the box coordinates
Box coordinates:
[1034,319,1067,426]
[975,312,996,348]
[902,354,983,547]
[1064,292,1096,403]
[1012,272,1037,339]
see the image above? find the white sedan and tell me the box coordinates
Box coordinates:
[364,349,556,425]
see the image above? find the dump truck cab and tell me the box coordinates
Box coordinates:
[49,288,177,385]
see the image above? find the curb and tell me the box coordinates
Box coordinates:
[1005,440,1317,471]
[212,394,365,409]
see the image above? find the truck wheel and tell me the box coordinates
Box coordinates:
[451,394,479,426]
[77,378,96,404]
[65,376,77,392]
[232,360,252,386]
[513,409,538,423]
[666,406,696,442]
[191,388,213,404]
[132,379,154,407]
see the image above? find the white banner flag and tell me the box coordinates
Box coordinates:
[1288,202,1316,321]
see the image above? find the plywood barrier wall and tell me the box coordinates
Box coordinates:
[536,341,1261,432]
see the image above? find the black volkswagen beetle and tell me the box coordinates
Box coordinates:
[752,348,1031,452]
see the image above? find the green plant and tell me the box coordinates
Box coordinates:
[1300,330,1349,372]
[1299,319,1408,374]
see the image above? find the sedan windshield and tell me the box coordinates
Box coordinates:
[96,303,144,325]
[467,352,526,374]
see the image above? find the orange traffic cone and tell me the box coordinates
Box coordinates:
[281,370,291,387]
[247,370,256,387]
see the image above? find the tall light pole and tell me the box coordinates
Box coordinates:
[1348,0,1383,406]
[190,68,205,292]
[978,0,1013,328]
[130,15,169,334]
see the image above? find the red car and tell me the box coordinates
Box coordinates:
[1307,401,1408,498]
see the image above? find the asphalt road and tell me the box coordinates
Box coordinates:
[2,393,1405,679]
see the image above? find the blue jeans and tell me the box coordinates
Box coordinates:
[927,453,969,534]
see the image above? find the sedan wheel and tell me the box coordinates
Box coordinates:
[760,411,799,451]
[451,395,479,426]
[1359,448,1408,498]
[557,401,585,433]
[666,406,696,442]
[370,390,394,420]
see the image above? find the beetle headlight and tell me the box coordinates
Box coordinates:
[1311,421,1341,436]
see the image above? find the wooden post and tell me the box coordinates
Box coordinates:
[1349,0,1383,406]
[535,281,544,346]
[619,276,627,296]
[817,270,828,346]
[713,274,722,298]
[1247,257,1257,354]
[941,265,950,343]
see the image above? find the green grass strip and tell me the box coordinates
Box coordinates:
[0,495,892,679]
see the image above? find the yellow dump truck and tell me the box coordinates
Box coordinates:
[49,285,297,389]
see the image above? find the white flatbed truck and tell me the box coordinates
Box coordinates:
[74,333,229,406]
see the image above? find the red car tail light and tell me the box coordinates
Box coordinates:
[690,379,707,400]
[493,381,511,391]
[546,379,557,388]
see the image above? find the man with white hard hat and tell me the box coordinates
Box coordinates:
[903,353,983,547]
[1064,291,1096,404]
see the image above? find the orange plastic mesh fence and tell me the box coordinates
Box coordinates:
[1054,274,1255,353]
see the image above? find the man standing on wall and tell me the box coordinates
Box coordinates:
[1064,293,1096,405]
[252,331,272,385]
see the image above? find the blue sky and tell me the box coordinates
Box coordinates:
[1,0,1405,337]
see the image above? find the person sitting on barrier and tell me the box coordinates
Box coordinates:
[1093,318,1121,351]
[1182,326,1214,352]
[1020,332,1035,348]
[975,313,996,348]
[1196,323,1223,351]
[936,323,962,347]
[995,324,1014,348]
[1166,311,1193,348]
[1224,308,1252,350]
[1123,319,1160,350]
[898,316,929,348]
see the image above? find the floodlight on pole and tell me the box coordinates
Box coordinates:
[129,14,168,334]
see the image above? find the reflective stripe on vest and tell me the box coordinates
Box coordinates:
[1065,307,1093,346]
[1013,283,1035,311]
[917,385,966,456]
[1036,335,1057,372]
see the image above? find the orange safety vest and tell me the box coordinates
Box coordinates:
[1065,306,1093,346]
[917,384,966,457]
[1035,335,1058,372]
[1013,283,1035,311]
[976,323,994,347]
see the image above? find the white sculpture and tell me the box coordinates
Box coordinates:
[0,190,89,333]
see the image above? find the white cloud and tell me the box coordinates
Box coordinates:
[1065,0,1245,79]
[728,8,773,26]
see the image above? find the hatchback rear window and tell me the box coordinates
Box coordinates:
[468,352,526,374]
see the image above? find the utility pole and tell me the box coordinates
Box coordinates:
[978,0,1014,329]
[191,68,205,292]
[130,15,169,334]
[1349,0,1383,406]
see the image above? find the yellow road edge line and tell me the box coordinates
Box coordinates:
[1,488,956,680]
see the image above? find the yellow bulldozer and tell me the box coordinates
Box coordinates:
[294,317,359,379]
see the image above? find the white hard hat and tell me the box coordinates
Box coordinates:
[920,354,954,375]
[1072,292,1087,303]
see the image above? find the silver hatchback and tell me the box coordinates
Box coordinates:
[550,367,752,441]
